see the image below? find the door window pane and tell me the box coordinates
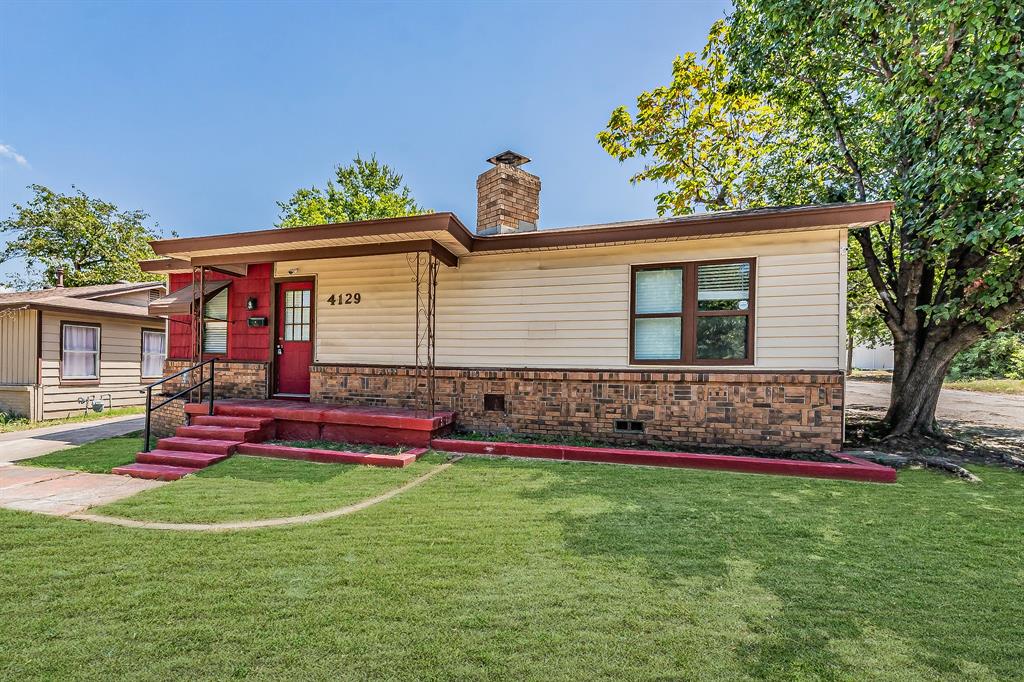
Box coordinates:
[283,288,311,342]
[697,262,750,311]
[634,318,681,360]
[635,268,682,314]
[696,316,748,359]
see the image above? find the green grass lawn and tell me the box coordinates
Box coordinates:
[267,438,407,456]
[943,378,1024,395]
[97,453,448,523]
[19,432,143,473]
[2,442,1022,680]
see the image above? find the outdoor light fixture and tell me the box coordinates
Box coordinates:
[247,297,258,310]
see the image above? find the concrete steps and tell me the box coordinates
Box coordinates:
[116,414,274,481]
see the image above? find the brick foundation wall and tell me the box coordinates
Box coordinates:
[163,359,269,400]
[149,395,188,440]
[311,365,844,452]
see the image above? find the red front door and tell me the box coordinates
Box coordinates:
[275,281,313,395]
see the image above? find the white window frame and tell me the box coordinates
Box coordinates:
[61,322,101,381]
[141,329,166,379]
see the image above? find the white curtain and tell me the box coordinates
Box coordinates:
[63,325,99,378]
[142,330,166,378]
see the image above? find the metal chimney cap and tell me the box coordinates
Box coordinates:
[486,150,531,167]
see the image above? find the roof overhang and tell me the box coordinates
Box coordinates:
[141,202,893,273]
[0,300,160,322]
[148,279,231,316]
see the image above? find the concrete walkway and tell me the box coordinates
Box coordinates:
[0,414,144,464]
[0,465,163,516]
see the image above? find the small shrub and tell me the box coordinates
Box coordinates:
[948,332,1024,381]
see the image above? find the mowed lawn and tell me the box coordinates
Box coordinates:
[2,445,1022,680]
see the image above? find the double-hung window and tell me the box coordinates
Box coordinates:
[630,258,754,364]
[61,323,101,380]
[202,289,228,354]
[141,329,166,378]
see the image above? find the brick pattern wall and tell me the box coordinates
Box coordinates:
[148,395,188,440]
[476,163,541,235]
[163,359,268,399]
[311,365,844,452]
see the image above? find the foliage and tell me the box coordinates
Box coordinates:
[598,21,833,216]
[4,454,1024,678]
[0,185,166,289]
[276,155,428,227]
[847,236,890,348]
[601,2,1024,435]
[947,332,1024,381]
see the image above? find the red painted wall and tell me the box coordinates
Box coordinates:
[167,263,273,362]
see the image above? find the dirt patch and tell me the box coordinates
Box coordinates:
[844,405,1024,473]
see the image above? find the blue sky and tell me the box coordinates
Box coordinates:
[0,0,730,282]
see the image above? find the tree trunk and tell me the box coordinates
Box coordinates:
[846,332,855,376]
[884,328,979,438]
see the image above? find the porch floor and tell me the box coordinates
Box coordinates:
[184,399,456,433]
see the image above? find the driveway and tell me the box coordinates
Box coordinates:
[847,379,1024,438]
[0,414,144,464]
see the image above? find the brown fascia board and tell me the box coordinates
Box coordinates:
[189,239,460,268]
[468,201,895,253]
[18,302,160,322]
[140,257,190,273]
[150,212,473,257]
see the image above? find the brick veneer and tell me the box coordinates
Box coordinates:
[311,364,845,452]
[163,359,269,400]
[148,395,188,440]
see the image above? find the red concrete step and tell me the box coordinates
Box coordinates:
[191,415,275,429]
[136,449,229,469]
[156,436,239,456]
[236,443,426,468]
[176,424,265,442]
[112,463,200,481]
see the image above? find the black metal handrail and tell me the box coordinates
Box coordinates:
[141,358,216,452]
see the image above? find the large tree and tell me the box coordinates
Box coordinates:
[600,4,1024,439]
[0,184,165,289]
[277,155,428,227]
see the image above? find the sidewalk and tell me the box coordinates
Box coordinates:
[0,465,162,516]
[0,414,144,464]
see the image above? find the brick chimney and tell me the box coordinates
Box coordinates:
[476,151,540,235]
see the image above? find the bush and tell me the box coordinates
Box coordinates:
[948,332,1024,381]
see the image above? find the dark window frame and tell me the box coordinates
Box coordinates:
[59,320,102,384]
[629,258,756,366]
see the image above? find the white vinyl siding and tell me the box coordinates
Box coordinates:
[275,229,845,371]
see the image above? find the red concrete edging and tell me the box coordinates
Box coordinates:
[430,439,897,483]
[235,442,427,468]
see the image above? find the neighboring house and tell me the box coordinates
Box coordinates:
[852,340,895,370]
[142,151,892,452]
[0,279,167,420]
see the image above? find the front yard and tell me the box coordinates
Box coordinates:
[2,437,1022,680]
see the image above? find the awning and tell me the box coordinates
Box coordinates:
[148,280,230,316]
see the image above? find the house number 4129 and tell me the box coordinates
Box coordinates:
[327,293,361,305]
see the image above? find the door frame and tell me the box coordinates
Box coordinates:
[270,275,316,397]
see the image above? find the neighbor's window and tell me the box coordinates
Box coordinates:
[141,329,166,378]
[630,259,754,364]
[62,323,101,379]
[203,289,228,354]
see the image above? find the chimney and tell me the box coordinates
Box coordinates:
[55,268,65,288]
[476,151,540,235]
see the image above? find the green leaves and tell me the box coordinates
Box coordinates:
[0,184,166,289]
[276,155,428,228]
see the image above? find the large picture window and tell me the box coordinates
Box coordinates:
[141,329,166,378]
[61,322,101,380]
[630,259,754,365]
[203,289,228,354]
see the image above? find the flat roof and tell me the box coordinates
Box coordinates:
[142,201,893,272]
